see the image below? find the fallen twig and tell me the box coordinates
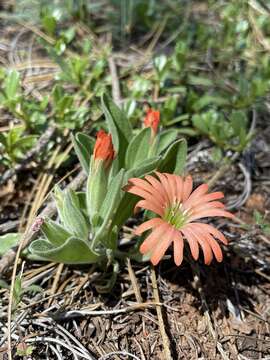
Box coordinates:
[150,266,173,360]
[41,301,163,320]
[0,220,19,234]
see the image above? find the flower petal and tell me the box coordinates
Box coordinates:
[127,177,166,204]
[194,223,228,245]
[180,227,199,260]
[164,173,178,203]
[144,175,169,204]
[187,226,213,265]
[189,224,223,262]
[150,226,174,265]
[134,218,165,235]
[134,200,164,216]
[192,201,225,213]
[182,175,193,202]
[140,223,171,254]
[205,234,223,262]
[155,172,174,204]
[174,175,183,202]
[127,186,164,213]
[187,192,224,209]
[183,183,209,210]
[173,230,184,266]
[189,209,234,222]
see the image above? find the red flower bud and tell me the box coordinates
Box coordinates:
[144,109,160,135]
[93,130,115,167]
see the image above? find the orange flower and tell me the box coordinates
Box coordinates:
[144,109,160,135]
[93,130,115,167]
[125,172,234,266]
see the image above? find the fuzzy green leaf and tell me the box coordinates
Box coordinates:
[125,127,151,169]
[72,132,94,173]
[157,129,178,154]
[0,233,21,256]
[86,158,108,225]
[30,237,100,264]
[92,169,124,245]
[158,138,187,175]
[101,94,132,167]
[53,185,65,223]
[41,219,71,247]
[4,70,20,100]
[62,189,89,240]
[99,169,124,221]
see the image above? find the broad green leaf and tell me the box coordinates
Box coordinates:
[99,169,124,221]
[105,225,118,250]
[93,169,124,245]
[0,233,21,256]
[62,189,89,240]
[30,237,100,264]
[164,114,189,126]
[124,156,161,183]
[4,70,20,100]
[193,95,229,111]
[111,193,137,230]
[101,94,132,167]
[192,114,209,134]
[158,138,187,175]
[157,129,178,154]
[86,158,108,225]
[42,14,56,36]
[72,133,94,173]
[177,128,198,136]
[230,110,248,135]
[53,185,65,223]
[125,128,151,169]
[76,191,87,215]
[13,135,37,150]
[41,219,71,246]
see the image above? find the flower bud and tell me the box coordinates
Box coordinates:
[144,109,160,135]
[93,130,115,167]
[87,130,115,226]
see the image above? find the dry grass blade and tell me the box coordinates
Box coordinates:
[43,302,163,320]
[47,263,64,307]
[127,258,143,303]
[150,266,173,360]
[97,351,141,360]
